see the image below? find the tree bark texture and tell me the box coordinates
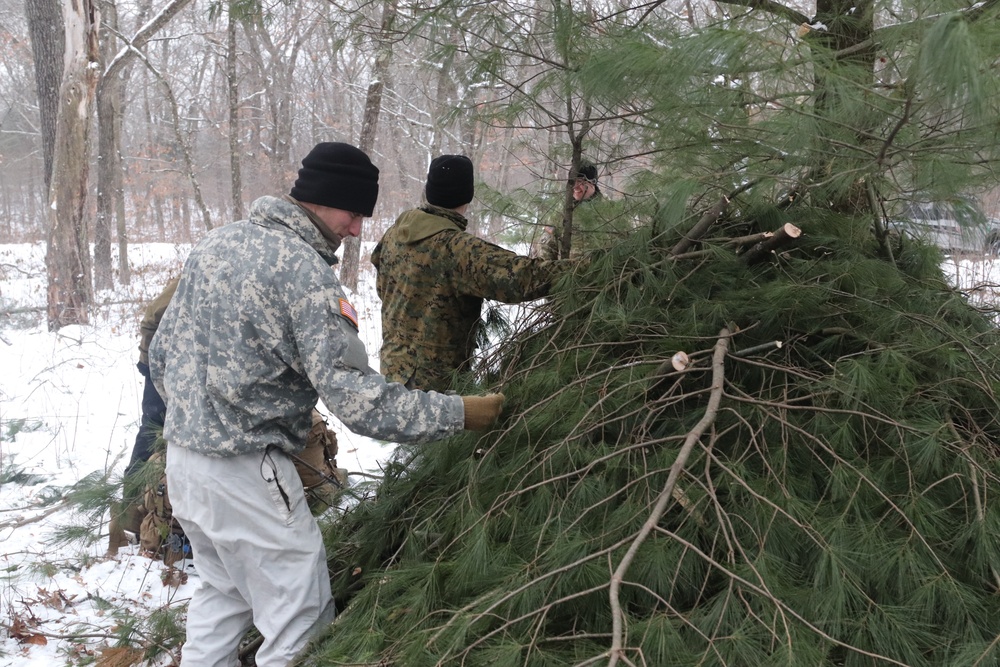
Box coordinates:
[45,0,100,330]
[341,0,397,293]
[94,0,122,291]
[24,0,64,192]
[558,116,591,261]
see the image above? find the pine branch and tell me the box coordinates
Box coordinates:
[967,0,1000,21]
[654,526,914,667]
[712,0,811,26]
[827,0,1000,63]
[607,328,730,667]
[669,196,730,256]
[725,382,956,579]
[951,418,1000,592]
[0,499,70,530]
[668,179,761,258]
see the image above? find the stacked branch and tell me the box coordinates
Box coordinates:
[307,205,1000,667]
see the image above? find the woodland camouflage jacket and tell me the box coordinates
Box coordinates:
[148,195,465,457]
[137,276,178,368]
[371,204,569,393]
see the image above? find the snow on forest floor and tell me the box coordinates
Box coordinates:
[0,242,394,666]
[0,242,998,665]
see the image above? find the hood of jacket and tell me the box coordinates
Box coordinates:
[247,195,341,266]
[390,205,468,245]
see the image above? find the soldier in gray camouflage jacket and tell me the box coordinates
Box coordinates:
[149,142,503,666]
[372,154,573,393]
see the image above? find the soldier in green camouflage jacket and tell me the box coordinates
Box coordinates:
[107,276,179,556]
[372,154,572,393]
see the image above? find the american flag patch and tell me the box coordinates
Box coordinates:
[338,298,359,330]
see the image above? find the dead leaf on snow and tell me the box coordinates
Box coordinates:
[160,567,188,588]
[7,609,41,641]
[35,586,76,611]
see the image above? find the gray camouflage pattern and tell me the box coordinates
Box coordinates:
[148,195,464,457]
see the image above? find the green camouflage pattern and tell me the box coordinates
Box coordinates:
[137,276,178,367]
[149,195,464,457]
[372,205,569,392]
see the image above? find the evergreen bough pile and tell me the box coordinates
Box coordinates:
[299,2,1000,665]
[309,208,1000,667]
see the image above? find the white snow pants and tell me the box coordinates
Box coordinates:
[166,444,335,666]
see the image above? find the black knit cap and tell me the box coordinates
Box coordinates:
[577,161,598,183]
[289,142,380,217]
[425,155,475,209]
[576,160,600,196]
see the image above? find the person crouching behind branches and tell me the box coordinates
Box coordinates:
[372,154,576,393]
[149,142,505,666]
[537,160,604,260]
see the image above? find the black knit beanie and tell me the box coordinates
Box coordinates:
[577,161,598,184]
[576,161,600,197]
[424,155,475,209]
[289,142,380,216]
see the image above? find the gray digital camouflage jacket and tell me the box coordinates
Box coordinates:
[148,195,464,457]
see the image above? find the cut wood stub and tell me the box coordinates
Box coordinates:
[742,223,802,265]
[671,351,690,371]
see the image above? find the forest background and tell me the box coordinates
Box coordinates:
[3,0,999,331]
[5,0,1000,665]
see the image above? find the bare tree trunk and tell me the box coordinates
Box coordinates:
[94,0,122,291]
[227,4,244,220]
[154,194,164,240]
[136,54,213,232]
[114,112,129,283]
[45,0,99,330]
[341,0,398,292]
[95,0,190,286]
[24,0,63,193]
[241,7,315,184]
[557,68,592,258]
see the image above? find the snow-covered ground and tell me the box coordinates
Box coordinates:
[0,242,394,666]
[1,240,998,666]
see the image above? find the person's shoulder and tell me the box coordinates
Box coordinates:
[438,228,488,252]
[449,233,527,271]
[194,218,259,251]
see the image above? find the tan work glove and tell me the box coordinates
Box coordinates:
[461,393,505,431]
